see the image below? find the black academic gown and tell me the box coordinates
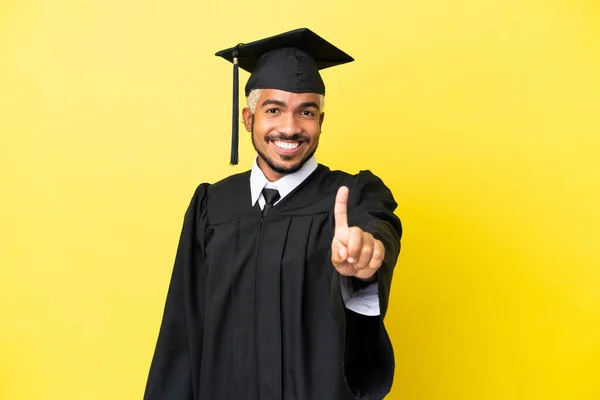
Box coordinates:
[144,165,402,400]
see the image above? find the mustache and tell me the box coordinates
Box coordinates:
[265,133,310,142]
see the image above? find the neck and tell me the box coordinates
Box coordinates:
[257,158,286,182]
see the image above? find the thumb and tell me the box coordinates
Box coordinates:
[331,236,348,265]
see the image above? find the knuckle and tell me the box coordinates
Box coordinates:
[361,245,373,256]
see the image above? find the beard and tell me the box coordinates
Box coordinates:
[251,123,318,176]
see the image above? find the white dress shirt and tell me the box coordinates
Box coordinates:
[250,156,380,316]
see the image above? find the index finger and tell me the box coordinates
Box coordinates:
[334,186,349,230]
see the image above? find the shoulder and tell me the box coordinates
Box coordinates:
[193,170,254,223]
[207,170,251,196]
[186,170,251,200]
[183,170,251,213]
[313,164,353,189]
[318,164,391,195]
[318,165,397,217]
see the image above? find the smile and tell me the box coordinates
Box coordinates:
[273,140,300,150]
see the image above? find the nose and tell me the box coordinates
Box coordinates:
[279,113,301,136]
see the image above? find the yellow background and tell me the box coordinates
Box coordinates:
[1,0,599,399]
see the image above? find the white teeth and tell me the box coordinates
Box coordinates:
[274,141,300,150]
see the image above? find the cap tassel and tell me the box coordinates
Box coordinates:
[230,45,240,165]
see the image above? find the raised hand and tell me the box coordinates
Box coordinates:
[331,186,385,280]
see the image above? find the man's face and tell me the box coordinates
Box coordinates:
[242,89,324,181]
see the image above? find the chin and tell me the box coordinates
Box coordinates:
[263,156,303,175]
[273,162,303,175]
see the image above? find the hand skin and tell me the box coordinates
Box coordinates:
[331,186,384,281]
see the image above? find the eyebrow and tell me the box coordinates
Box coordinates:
[260,99,320,110]
[299,101,319,110]
[261,99,287,108]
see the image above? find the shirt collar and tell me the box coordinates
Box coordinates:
[250,156,318,206]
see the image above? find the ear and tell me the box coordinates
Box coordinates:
[242,108,253,132]
[319,112,325,128]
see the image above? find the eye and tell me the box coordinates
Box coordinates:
[301,110,316,116]
[266,108,280,114]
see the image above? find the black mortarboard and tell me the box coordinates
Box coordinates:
[215,28,354,165]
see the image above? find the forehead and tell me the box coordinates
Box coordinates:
[258,89,321,106]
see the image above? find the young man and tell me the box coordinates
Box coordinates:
[144,28,402,400]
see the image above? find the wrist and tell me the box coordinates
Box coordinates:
[351,273,377,291]
[354,273,377,283]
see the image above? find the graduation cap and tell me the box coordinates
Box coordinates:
[216,28,354,165]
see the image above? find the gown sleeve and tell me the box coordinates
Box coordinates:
[144,183,210,400]
[330,171,402,399]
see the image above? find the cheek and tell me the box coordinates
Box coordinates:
[303,122,322,140]
[252,117,277,134]
[251,121,272,144]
